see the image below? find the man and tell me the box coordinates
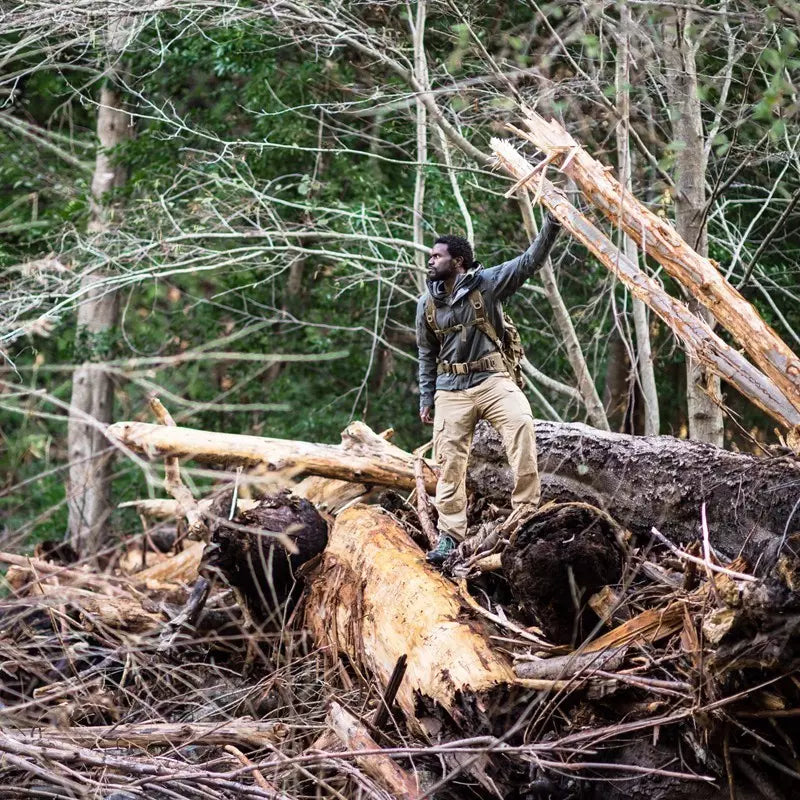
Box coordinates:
[416,213,562,564]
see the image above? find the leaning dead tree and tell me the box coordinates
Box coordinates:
[491,138,800,438]
[498,110,800,432]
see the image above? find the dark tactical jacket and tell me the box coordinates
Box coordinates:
[416,213,561,410]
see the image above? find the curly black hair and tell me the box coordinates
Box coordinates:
[434,234,474,270]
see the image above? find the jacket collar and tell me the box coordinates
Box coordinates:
[427,264,483,306]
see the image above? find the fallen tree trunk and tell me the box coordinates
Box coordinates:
[492,138,800,433]
[511,110,800,420]
[109,420,800,564]
[107,420,437,494]
[305,504,514,731]
[471,420,800,567]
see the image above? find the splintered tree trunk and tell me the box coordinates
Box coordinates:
[506,112,800,426]
[664,10,723,445]
[68,56,132,555]
[305,505,514,730]
[492,140,800,433]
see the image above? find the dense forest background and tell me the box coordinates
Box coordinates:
[2,0,799,553]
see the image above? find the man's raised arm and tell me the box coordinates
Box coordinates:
[482,212,562,300]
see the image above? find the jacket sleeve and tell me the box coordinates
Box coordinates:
[481,211,562,301]
[416,295,439,410]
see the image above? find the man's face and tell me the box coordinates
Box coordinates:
[427,243,462,281]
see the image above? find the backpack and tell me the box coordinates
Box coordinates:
[425,288,526,388]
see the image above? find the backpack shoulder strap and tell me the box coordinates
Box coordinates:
[469,289,502,350]
[425,295,440,335]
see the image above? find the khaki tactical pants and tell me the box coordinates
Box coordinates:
[433,373,540,541]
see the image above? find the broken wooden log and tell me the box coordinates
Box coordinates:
[107,419,438,493]
[110,419,800,567]
[204,491,328,622]
[512,110,800,421]
[492,138,800,433]
[514,646,627,679]
[305,504,514,731]
[326,702,421,799]
[11,720,288,749]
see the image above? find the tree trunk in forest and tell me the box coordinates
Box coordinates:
[664,11,724,446]
[110,418,800,565]
[68,30,132,555]
[411,0,428,294]
[616,1,660,435]
[518,191,610,430]
[68,277,120,555]
[506,114,800,428]
[603,322,634,432]
[493,140,800,433]
[305,504,514,731]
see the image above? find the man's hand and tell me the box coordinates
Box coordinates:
[420,406,433,425]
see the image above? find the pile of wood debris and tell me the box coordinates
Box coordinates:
[2,412,800,800]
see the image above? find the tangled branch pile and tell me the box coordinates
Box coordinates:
[2,415,800,800]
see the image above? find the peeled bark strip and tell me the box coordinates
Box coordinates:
[305,505,514,728]
[492,138,800,433]
[510,110,800,419]
[107,420,438,493]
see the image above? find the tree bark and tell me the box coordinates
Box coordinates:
[468,419,799,566]
[411,0,428,294]
[67,275,120,556]
[492,139,800,434]
[305,505,514,731]
[508,111,800,427]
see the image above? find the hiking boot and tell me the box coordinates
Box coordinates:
[426,534,456,566]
